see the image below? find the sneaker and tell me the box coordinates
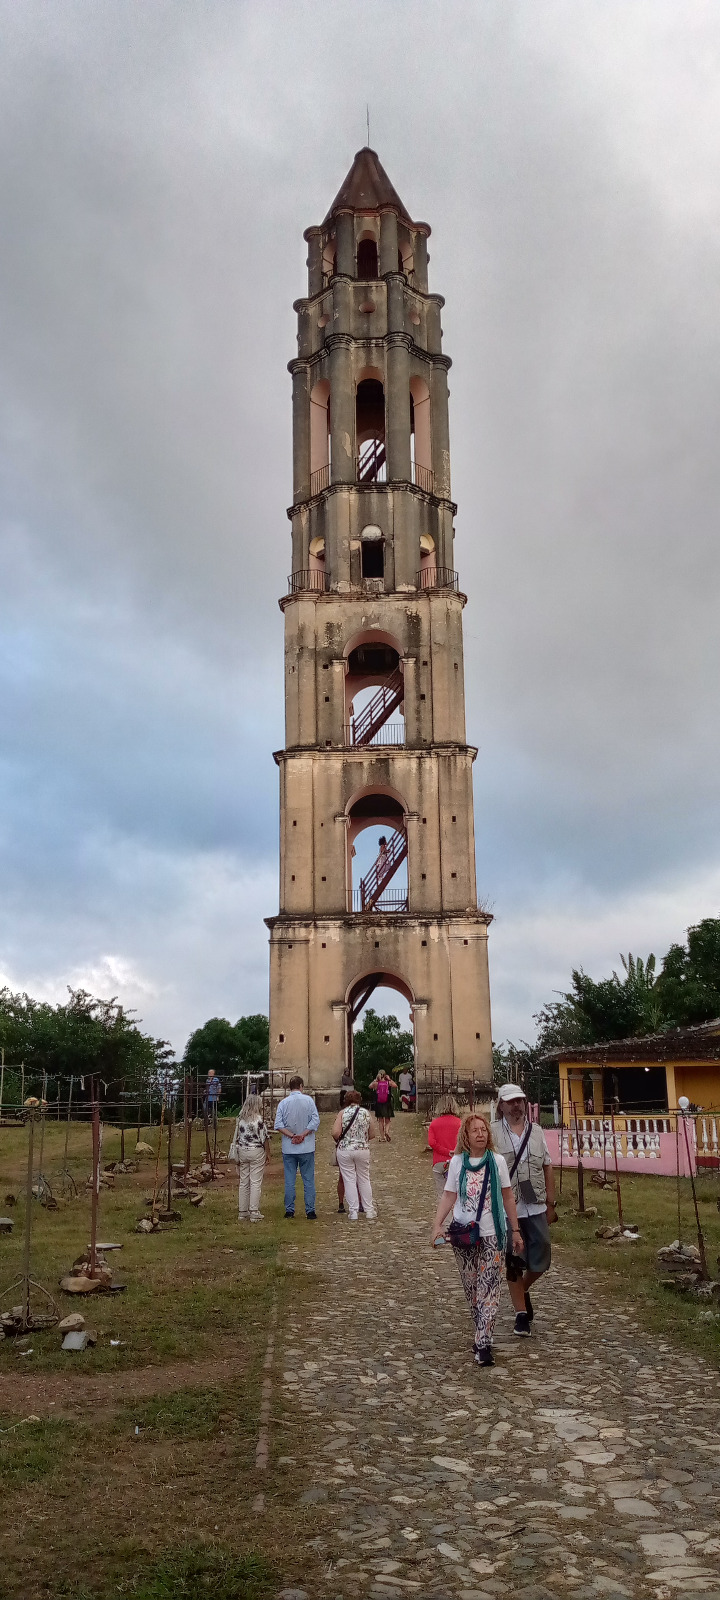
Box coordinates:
[513,1311,532,1337]
[237,1212,250,1221]
[348,1212,359,1221]
[525,1291,534,1322]
[306,1210,317,1220]
[474,1345,495,1367]
[249,1212,264,1222]
[284,1211,294,1219]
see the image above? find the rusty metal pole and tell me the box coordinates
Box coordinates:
[22,1110,36,1326]
[166,1094,174,1209]
[90,1080,100,1278]
[572,1093,585,1214]
[682,1113,709,1280]
[558,1080,565,1197]
[184,1075,192,1175]
[120,1078,126,1164]
[610,1106,624,1228]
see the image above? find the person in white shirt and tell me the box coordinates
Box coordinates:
[492,1083,558,1337]
[429,1112,523,1367]
[274,1075,320,1219]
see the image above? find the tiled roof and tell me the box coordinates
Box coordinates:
[322,147,414,226]
[541,1018,720,1065]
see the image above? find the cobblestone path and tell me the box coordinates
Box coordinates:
[275,1119,720,1600]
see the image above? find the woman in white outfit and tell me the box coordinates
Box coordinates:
[229,1093,269,1222]
[331,1089,377,1220]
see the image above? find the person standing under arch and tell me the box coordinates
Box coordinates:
[369,1069,395,1140]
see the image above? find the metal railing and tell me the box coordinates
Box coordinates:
[286,569,328,595]
[347,722,405,747]
[352,889,409,913]
[351,668,404,745]
[412,461,434,494]
[310,464,330,496]
[415,566,459,592]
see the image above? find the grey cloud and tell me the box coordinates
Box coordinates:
[0,1,718,1047]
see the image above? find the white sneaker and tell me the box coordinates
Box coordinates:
[238,1213,250,1222]
[364,1211,378,1221]
[249,1212,264,1222]
[348,1212,359,1221]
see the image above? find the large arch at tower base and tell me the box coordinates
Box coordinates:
[266,910,494,1110]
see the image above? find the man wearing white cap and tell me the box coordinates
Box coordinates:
[492,1083,557,1337]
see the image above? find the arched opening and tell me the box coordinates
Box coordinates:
[310,379,330,494]
[345,632,404,747]
[322,237,336,285]
[419,533,436,587]
[309,535,325,577]
[410,375,432,492]
[356,375,386,483]
[360,524,384,584]
[347,971,415,1088]
[357,236,379,279]
[348,790,408,913]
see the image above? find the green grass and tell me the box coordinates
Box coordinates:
[554,1164,720,1363]
[125,1385,232,1439]
[54,1546,278,1600]
[0,1417,80,1487]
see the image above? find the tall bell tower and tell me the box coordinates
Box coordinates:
[265,148,493,1099]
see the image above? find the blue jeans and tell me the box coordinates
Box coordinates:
[283,1151,316,1215]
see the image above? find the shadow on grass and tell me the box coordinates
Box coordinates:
[56,1544,278,1600]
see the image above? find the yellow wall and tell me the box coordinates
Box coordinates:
[558,1056,720,1112]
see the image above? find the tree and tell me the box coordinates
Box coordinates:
[353,1009,414,1099]
[0,986,172,1111]
[655,918,720,1027]
[182,1014,269,1080]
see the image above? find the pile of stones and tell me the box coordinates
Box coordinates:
[657,1239,720,1299]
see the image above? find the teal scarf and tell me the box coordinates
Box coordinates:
[457,1151,507,1250]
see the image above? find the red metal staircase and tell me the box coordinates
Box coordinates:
[352,668,404,746]
[359,829,408,912]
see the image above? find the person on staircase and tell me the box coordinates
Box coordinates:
[429,1112,523,1367]
[369,1069,395,1140]
[492,1083,557,1337]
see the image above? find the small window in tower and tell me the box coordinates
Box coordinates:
[324,1035,330,1043]
[357,238,378,279]
[422,659,428,666]
[421,939,427,947]
[420,693,426,701]
[476,1032,480,1039]
[421,872,426,880]
[291,874,295,881]
[361,540,384,580]
[279,1033,285,1043]
[292,820,297,827]
[374,941,379,949]
[322,942,326,948]
[451,872,457,878]
[464,939,469,945]
[422,817,427,824]
[324,694,330,702]
[433,1032,438,1041]
[321,875,326,881]
[452,816,456,823]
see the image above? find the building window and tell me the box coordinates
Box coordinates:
[357,238,378,279]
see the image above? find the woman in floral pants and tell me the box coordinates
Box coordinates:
[430,1112,523,1366]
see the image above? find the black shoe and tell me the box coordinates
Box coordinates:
[284,1211,294,1219]
[513,1312,532,1337]
[306,1210,317,1220]
[525,1292,534,1322]
[474,1345,494,1367]
[338,1203,345,1213]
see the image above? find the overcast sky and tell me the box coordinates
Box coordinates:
[1,1,719,1054]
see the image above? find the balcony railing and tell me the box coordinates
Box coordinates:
[346,723,405,748]
[412,461,434,494]
[352,889,409,913]
[287,569,328,596]
[415,566,459,592]
[310,464,330,496]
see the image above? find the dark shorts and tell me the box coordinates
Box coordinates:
[516,1213,552,1275]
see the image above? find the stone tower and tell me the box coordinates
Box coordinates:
[265,148,493,1099]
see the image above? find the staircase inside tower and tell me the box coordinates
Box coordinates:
[357,438,386,483]
[351,668,404,746]
[358,828,408,913]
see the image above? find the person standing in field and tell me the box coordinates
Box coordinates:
[204,1069,222,1127]
[369,1069,394,1141]
[492,1083,557,1338]
[274,1075,320,1219]
[331,1089,377,1221]
[229,1093,269,1222]
[430,1111,523,1367]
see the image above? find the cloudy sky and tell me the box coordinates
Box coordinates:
[1,1,719,1054]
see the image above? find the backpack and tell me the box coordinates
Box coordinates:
[376,1080,390,1103]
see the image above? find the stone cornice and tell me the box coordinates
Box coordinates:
[288,340,451,377]
[273,742,476,762]
[265,909,493,930]
[285,480,457,518]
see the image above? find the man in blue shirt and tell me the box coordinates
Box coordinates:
[274,1075,320,1219]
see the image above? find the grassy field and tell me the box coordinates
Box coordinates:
[0,1115,324,1600]
[551,1157,720,1363]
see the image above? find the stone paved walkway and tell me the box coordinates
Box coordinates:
[274,1119,720,1600]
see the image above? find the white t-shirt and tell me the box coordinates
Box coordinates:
[445,1152,511,1237]
[504,1122,551,1218]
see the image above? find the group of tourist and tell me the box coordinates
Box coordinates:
[228,1074,556,1367]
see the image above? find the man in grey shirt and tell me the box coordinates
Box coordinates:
[274,1075,320,1219]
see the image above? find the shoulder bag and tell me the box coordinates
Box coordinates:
[446,1159,491,1249]
[330,1105,361,1167]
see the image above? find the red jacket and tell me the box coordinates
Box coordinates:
[427,1114,462,1165]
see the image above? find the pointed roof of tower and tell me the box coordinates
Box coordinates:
[322,147,414,226]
